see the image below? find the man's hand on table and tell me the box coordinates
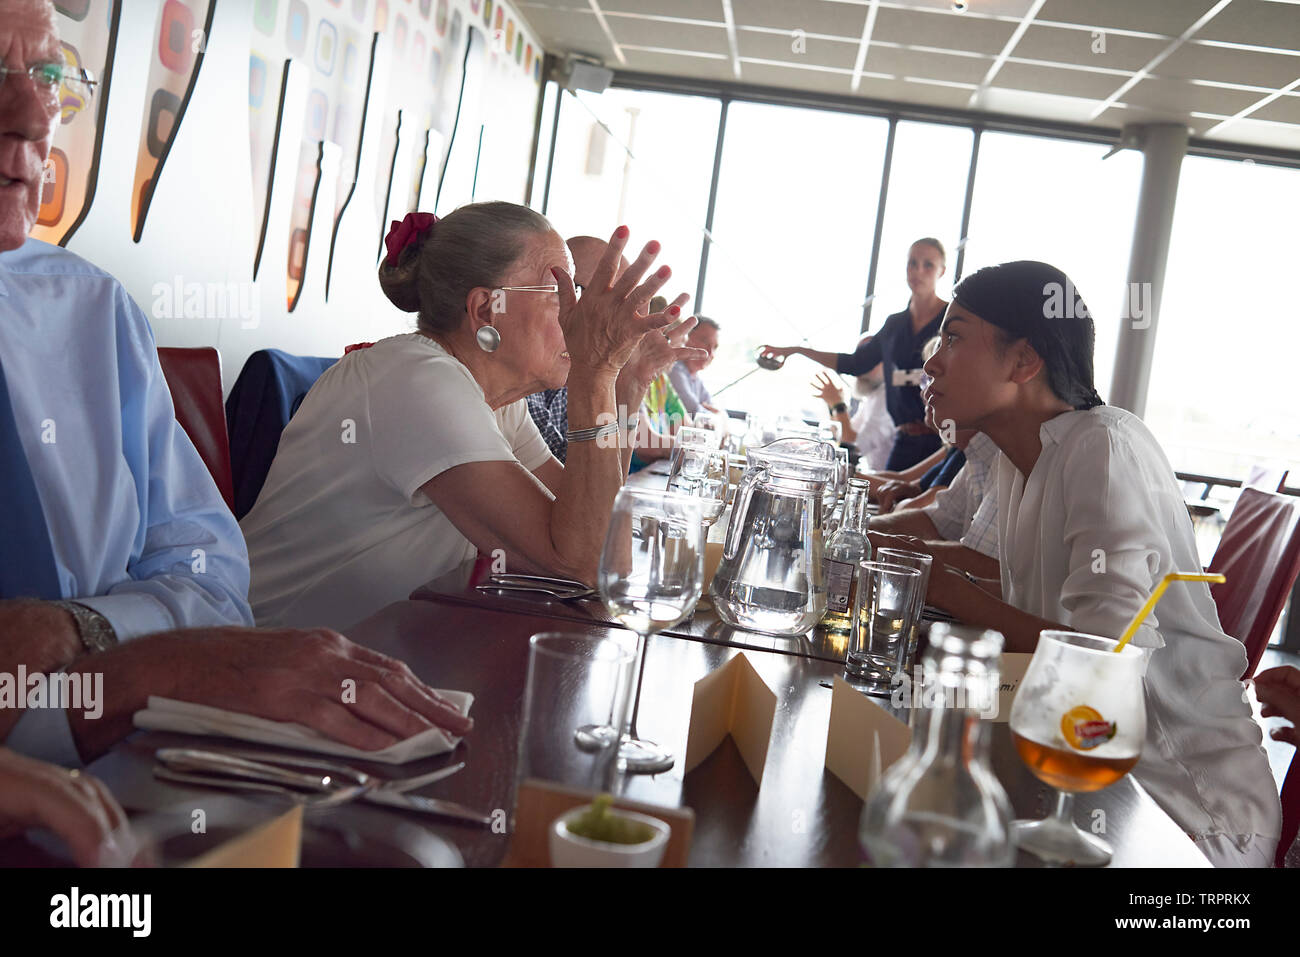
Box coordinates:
[0,747,128,867]
[0,600,85,738]
[66,626,473,761]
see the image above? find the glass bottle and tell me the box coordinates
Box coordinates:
[820,478,871,634]
[858,623,1015,867]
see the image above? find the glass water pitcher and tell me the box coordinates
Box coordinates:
[710,438,838,636]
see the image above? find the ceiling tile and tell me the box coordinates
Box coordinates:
[858,75,980,110]
[882,0,1038,16]
[1037,0,1219,37]
[1192,0,1300,50]
[619,47,737,79]
[518,5,617,57]
[734,58,860,95]
[1156,42,1300,89]
[611,18,732,53]
[1012,23,1171,72]
[991,60,1127,99]
[1204,114,1300,148]
[978,84,1110,123]
[731,0,867,36]
[866,44,992,84]
[871,5,1019,54]
[736,28,861,69]
[1249,92,1300,124]
[1120,76,1268,116]
[596,0,725,19]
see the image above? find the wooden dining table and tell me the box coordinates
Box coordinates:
[32,597,1207,868]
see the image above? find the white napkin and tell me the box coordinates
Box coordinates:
[132,692,474,765]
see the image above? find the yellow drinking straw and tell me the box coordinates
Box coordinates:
[1114,572,1226,652]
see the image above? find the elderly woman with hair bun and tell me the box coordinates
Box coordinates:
[242,202,702,631]
[869,259,1280,867]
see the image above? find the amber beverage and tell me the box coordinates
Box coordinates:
[1011,732,1140,793]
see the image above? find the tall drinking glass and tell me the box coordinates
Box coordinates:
[521,634,635,797]
[875,547,933,668]
[1009,631,1146,866]
[597,488,705,773]
[845,561,922,695]
[667,448,728,528]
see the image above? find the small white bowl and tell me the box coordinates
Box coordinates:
[549,805,671,868]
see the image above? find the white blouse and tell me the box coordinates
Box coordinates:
[995,406,1280,847]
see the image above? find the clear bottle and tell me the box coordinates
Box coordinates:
[858,623,1015,867]
[820,478,871,634]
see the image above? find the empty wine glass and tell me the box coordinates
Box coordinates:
[595,487,705,773]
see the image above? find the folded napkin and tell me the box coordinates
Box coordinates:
[133,692,474,764]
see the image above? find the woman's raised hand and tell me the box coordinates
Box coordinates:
[553,226,677,378]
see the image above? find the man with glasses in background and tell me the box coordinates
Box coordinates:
[0,0,472,862]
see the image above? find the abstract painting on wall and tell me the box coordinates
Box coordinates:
[130,0,215,242]
[30,0,120,247]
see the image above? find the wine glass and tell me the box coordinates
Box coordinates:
[1009,630,1147,866]
[667,447,728,528]
[595,487,705,773]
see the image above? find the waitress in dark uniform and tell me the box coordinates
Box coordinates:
[760,237,949,470]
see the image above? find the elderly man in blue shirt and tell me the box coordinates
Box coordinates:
[0,0,471,859]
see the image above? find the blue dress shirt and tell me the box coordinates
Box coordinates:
[0,238,253,765]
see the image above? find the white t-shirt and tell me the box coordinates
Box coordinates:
[242,333,553,630]
[996,406,1280,847]
[850,386,894,472]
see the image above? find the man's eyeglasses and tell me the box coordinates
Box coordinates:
[0,58,99,102]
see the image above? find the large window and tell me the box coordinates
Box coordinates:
[699,103,890,417]
[870,121,974,319]
[1145,155,1300,480]
[962,132,1143,402]
[544,88,721,302]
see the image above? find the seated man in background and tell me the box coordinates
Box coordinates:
[630,297,689,471]
[526,235,691,465]
[668,317,721,415]
[867,430,1001,583]
[0,0,470,766]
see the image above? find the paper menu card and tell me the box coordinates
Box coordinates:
[994,653,1032,724]
[186,805,303,868]
[683,653,777,785]
[823,678,912,801]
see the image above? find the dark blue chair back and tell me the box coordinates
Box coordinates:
[225,349,336,519]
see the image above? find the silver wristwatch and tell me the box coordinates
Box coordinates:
[52,600,118,654]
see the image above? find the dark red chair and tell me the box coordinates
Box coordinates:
[157,347,236,512]
[1205,487,1300,680]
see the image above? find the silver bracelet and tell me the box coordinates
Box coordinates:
[566,422,622,443]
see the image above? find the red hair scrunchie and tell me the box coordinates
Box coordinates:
[384,211,437,266]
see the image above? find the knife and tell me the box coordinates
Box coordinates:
[155,749,492,826]
[361,789,494,826]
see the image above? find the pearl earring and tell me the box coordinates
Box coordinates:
[476,325,501,353]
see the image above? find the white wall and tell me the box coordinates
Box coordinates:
[56,0,543,396]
